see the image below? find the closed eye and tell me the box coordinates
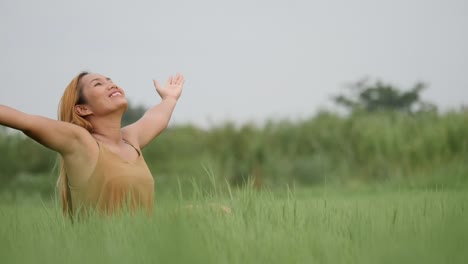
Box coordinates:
[94,82,102,87]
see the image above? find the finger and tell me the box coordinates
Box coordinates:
[178,73,185,85]
[166,76,172,86]
[153,79,161,90]
[153,80,163,97]
[175,73,183,85]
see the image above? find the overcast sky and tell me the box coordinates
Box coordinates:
[1,0,467,127]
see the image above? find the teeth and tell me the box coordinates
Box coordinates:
[110,92,122,97]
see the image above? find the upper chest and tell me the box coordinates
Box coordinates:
[65,140,148,189]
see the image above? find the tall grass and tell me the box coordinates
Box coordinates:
[1,182,467,264]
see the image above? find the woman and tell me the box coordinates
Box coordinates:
[0,71,184,217]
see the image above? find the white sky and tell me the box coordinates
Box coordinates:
[1,0,467,127]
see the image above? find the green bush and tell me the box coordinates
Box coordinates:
[1,110,467,197]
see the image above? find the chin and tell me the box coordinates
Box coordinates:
[120,100,129,112]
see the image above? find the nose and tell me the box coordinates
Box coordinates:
[107,83,118,90]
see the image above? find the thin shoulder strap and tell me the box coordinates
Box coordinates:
[122,138,141,156]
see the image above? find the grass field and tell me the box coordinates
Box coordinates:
[1,185,467,264]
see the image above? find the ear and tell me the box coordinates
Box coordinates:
[74,104,93,117]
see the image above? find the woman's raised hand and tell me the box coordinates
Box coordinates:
[153,73,185,101]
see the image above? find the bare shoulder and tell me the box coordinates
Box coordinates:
[54,121,98,156]
[72,125,98,148]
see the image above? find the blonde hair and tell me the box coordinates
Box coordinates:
[57,71,92,216]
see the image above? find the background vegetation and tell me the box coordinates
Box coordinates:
[1,79,467,198]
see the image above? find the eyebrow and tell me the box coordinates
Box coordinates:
[90,77,112,83]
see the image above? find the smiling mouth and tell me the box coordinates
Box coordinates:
[109,91,123,98]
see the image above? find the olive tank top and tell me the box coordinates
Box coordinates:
[68,140,154,216]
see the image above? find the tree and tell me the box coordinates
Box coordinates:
[333,78,436,114]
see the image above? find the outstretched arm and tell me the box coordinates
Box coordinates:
[122,73,185,149]
[0,104,93,155]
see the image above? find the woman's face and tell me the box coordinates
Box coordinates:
[77,73,128,116]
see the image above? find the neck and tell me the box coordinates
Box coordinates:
[87,112,124,145]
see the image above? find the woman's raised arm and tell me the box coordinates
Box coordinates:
[0,104,93,155]
[122,73,184,149]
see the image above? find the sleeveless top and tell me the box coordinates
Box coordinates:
[68,140,154,216]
